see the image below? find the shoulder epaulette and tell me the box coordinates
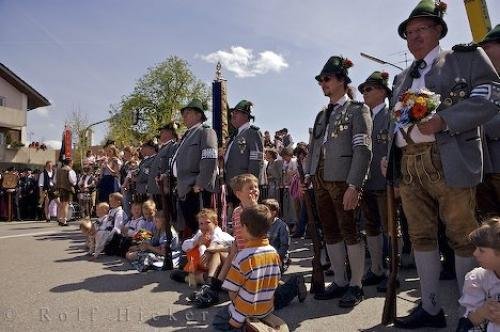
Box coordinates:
[452,43,478,52]
[250,125,260,131]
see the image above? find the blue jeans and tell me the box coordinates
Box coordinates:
[212,305,243,331]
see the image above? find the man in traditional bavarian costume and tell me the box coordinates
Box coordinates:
[306,55,372,307]
[386,1,500,328]
[135,140,157,203]
[357,71,392,292]
[38,160,55,222]
[147,123,178,209]
[171,99,218,238]
[55,159,77,226]
[477,24,500,220]
[224,100,264,204]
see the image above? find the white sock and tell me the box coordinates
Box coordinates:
[366,234,384,276]
[347,243,365,287]
[455,255,477,295]
[414,250,441,315]
[326,243,348,287]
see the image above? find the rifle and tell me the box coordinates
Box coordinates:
[381,174,399,324]
[297,162,325,294]
[159,172,174,270]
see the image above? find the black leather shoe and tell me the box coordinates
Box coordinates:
[314,282,348,300]
[394,304,447,329]
[362,270,385,286]
[338,286,364,308]
[376,276,400,293]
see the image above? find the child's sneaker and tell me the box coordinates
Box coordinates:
[186,284,210,302]
[194,287,219,308]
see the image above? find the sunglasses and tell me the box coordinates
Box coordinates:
[317,76,332,84]
[362,86,375,94]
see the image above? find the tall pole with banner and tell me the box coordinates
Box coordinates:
[212,62,230,147]
[211,62,231,230]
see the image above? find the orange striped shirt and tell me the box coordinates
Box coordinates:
[222,238,281,327]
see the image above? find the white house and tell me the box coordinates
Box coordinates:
[0,63,54,166]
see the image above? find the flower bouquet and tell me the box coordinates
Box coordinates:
[134,229,153,243]
[394,89,441,129]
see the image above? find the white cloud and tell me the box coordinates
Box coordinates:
[43,140,62,150]
[35,106,50,117]
[199,46,288,78]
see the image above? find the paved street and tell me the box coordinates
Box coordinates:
[0,221,461,331]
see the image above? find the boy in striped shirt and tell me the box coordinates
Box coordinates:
[190,174,259,307]
[213,204,281,331]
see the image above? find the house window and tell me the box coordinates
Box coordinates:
[0,96,5,107]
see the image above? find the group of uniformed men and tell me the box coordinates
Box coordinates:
[130,0,500,329]
[133,98,263,239]
[304,0,500,329]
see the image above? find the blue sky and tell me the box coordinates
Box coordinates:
[1,0,499,147]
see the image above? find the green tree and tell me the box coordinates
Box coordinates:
[108,56,209,145]
[66,107,89,170]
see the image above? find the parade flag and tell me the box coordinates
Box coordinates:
[212,62,230,147]
[58,125,72,162]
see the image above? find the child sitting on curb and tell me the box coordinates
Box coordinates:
[170,208,233,287]
[212,204,282,331]
[126,210,181,272]
[262,198,291,273]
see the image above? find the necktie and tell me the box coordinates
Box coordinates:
[325,103,337,122]
[410,59,427,79]
[228,130,237,143]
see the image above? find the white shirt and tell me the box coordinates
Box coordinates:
[181,226,234,254]
[396,45,441,148]
[224,121,251,162]
[459,267,500,332]
[38,170,54,187]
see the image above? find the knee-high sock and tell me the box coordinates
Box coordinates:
[455,255,477,295]
[347,243,365,287]
[414,250,441,315]
[366,234,384,276]
[326,243,348,287]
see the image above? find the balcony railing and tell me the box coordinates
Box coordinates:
[0,106,26,129]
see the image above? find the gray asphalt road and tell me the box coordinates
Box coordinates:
[0,221,460,331]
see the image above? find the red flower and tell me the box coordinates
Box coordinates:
[343,58,353,69]
[436,1,447,14]
[381,72,389,80]
[410,104,428,121]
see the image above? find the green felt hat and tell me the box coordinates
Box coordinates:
[180,98,207,122]
[479,24,500,45]
[398,0,448,39]
[315,56,353,84]
[358,71,392,97]
[231,100,255,120]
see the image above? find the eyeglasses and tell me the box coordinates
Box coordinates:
[362,86,374,94]
[317,76,332,84]
[404,25,437,38]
